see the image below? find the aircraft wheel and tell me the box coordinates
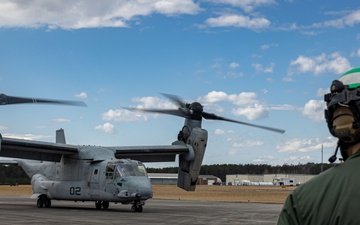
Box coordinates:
[137,205,143,212]
[131,205,143,212]
[44,199,51,208]
[37,198,44,208]
[102,201,109,209]
[95,201,102,209]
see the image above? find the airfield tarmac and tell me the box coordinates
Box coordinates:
[0,196,283,225]
[0,185,289,225]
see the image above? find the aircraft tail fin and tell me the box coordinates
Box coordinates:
[56,128,66,144]
[176,128,207,191]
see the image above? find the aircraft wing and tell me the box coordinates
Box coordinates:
[111,143,191,162]
[0,159,18,165]
[0,135,79,162]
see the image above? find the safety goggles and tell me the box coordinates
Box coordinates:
[324,80,360,108]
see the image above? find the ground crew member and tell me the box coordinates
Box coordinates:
[277,67,360,224]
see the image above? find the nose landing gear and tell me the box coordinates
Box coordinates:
[131,201,143,212]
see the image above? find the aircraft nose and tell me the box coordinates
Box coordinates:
[128,177,153,199]
[136,180,153,199]
[117,177,153,200]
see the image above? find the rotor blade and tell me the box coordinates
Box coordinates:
[202,112,285,134]
[160,93,187,108]
[124,107,191,118]
[0,94,87,107]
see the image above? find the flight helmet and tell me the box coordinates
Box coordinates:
[325,67,360,161]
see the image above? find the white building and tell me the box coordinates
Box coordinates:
[226,174,316,186]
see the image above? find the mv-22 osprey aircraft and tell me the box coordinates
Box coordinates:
[0,93,285,212]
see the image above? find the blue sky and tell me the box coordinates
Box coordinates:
[0,0,359,167]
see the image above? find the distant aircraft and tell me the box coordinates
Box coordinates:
[0,93,284,212]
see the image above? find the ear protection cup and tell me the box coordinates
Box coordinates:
[331,106,360,143]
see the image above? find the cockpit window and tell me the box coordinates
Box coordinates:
[106,163,115,179]
[109,161,148,179]
[137,163,147,176]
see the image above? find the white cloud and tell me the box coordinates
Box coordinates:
[252,63,274,73]
[198,91,258,105]
[198,91,297,121]
[288,52,351,76]
[211,62,222,69]
[229,62,239,69]
[232,104,268,121]
[198,91,230,103]
[283,155,312,164]
[75,92,88,99]
[252,155,275,164]
[277,136,337,153]
[214,129,225,135]
[95,122,115,134]
[282,77,296,82]
[3,133,51,140]
[309,9,360,29]
[205,14,270,30]
[301,99,326,122]
[226,71,244,78]
[228,149,238,156]
[269,104,298,111]
[102,96,177,122]
[132,96,177,109]
[102,109,147,122]
[198,91,269,120]
[260,43,279,50]
[52,118,70,122]
[233,139,264,147]
[0,125,8,131]
[210,0,276,13]
[0,0,201,29]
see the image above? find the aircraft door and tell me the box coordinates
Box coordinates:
[56,165,61,180]
[89,165,101,198]
[105,162,117,196]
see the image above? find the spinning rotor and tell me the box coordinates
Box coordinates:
[126,93,285,134]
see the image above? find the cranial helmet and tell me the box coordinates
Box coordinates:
[325,67,360,161]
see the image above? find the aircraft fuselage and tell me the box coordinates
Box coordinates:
[19,154,152,212]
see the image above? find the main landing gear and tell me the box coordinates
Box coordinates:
[37,195,51,208]
[95,201,109,209]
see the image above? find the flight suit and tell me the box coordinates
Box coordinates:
[277,152,360,225]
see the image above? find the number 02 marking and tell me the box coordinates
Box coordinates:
[70,187,81,195]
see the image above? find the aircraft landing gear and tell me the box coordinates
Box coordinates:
[131,201,143,212]
[37,195,51,208]
[95,201,109,209]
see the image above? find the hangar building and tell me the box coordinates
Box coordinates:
[226,174,316,186]
[148,173,221,185]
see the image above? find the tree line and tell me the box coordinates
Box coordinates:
[0,163,333,185]
[0,165,30,185]
[147,163,334,182]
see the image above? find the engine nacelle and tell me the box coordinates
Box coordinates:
[177,127,208,191]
